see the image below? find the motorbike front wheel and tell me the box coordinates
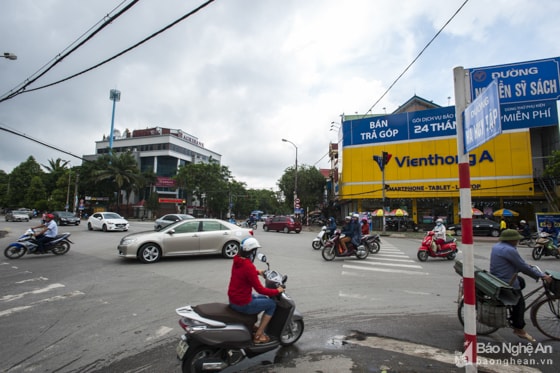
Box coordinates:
[355,248,369,260]
[417,250,429,262]
[280,319,304,346]
[312,240,322,250]
[367,241,380,254]
[4,245,26,259]
[182,345,222,373]
[321,246,336,261]
[52,241,70,255]
[532,246,544,260]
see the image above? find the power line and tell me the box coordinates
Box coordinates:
[361,0,470,117]
[0,123,88,163]
[0,0,139,102]
[0,0,216,102]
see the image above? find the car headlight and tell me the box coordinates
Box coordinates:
[120,237,137,245]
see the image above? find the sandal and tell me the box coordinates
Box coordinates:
[253,334,270,344]
[513,329,537,343]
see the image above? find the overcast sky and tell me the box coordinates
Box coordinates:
[1,0,559,189]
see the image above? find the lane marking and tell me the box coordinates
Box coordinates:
[342,266,429,275]
[0,291,84,317]
[1,283,65,302]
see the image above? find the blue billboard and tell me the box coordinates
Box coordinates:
[468,57,560,129]
[342,106,456,146]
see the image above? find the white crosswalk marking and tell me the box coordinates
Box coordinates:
[342,241,428,276]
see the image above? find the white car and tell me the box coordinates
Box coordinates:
[87,212,129,232]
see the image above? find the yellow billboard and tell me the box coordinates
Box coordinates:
[340,130,533,199]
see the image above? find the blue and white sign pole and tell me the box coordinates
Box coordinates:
[464,80,502,153]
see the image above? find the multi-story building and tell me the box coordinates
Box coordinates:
[84,126,221,216]
[329,95,559,230]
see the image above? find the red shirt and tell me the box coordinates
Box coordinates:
[228,255,279,305]
[361,222,369,235]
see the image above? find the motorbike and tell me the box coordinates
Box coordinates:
[519,232,538,247]
[363,233,381,254]
[4,228,73,259]
[532,232,560,260]
[321,230,369,260]
[417,231,458,262]
[241,219,258,230]
[311,226,332,250]
[175,253,304,373]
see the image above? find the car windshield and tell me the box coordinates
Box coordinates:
[58,212,74,217]
[103,213,122,219]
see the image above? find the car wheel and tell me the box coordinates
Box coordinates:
[87,222,93,231]
[102,224,108,232]
[222,241,240,259]
[455,229,462,236]
[490,229,500,237]
[263,225,269,232]
[283,227,289,234]
[295,229,301,233]
[138,243,162,263]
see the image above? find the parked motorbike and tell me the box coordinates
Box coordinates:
[363,233,381,254]
[4,228,73,259]
[175,253,304,373]
[321,230,369,260]
[417,231,458,262]
[312,226,332,250]
[532,232,560,260]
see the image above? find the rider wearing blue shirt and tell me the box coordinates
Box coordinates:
[490,229,552,342]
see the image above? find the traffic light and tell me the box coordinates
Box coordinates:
[382,151,392,166]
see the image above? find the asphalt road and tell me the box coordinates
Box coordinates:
[1,220,559,373]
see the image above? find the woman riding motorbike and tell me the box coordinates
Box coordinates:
[228,237,284,344]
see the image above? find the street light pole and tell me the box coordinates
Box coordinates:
[2,52,17,60]
[109,89,121,156]
[282,138,298,211]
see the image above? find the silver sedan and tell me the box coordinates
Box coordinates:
[118,218,254,263]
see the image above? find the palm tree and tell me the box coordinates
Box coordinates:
[93,152,142,213]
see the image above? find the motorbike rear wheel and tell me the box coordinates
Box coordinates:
[182,345,222,373]
[312,240,322,250]
[280,319,304,346]
[457,300,500,336]
[367,241,380,254]
[321,246,336,261]
[52,241,70,255]
[4,244,26,259]
[417,250,429,262]
[532,246,544,260]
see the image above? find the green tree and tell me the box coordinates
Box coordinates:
[175,163,233,217]
[7,156,44,208]
[93,152,142,213]
[544,150,560,179]
[278,164,326,213]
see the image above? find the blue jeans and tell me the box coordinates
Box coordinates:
[230,294,276,316]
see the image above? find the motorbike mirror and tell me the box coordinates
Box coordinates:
[257,252,267,262]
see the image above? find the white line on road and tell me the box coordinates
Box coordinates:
[354,261,423,269]
[15,276,49,284]
[342,265,429,275]
[0,290,84,317]
[1,283,65,302]
[367,257,415,263]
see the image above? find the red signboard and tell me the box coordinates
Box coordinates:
[156,177,176,187]
[158,198,183,203]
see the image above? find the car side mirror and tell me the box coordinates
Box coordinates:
[168,229,175,235]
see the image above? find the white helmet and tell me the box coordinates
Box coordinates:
[352,213,360,219]
[242,237,261,252]
[520,220,526,224]
[436,218,443,223]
